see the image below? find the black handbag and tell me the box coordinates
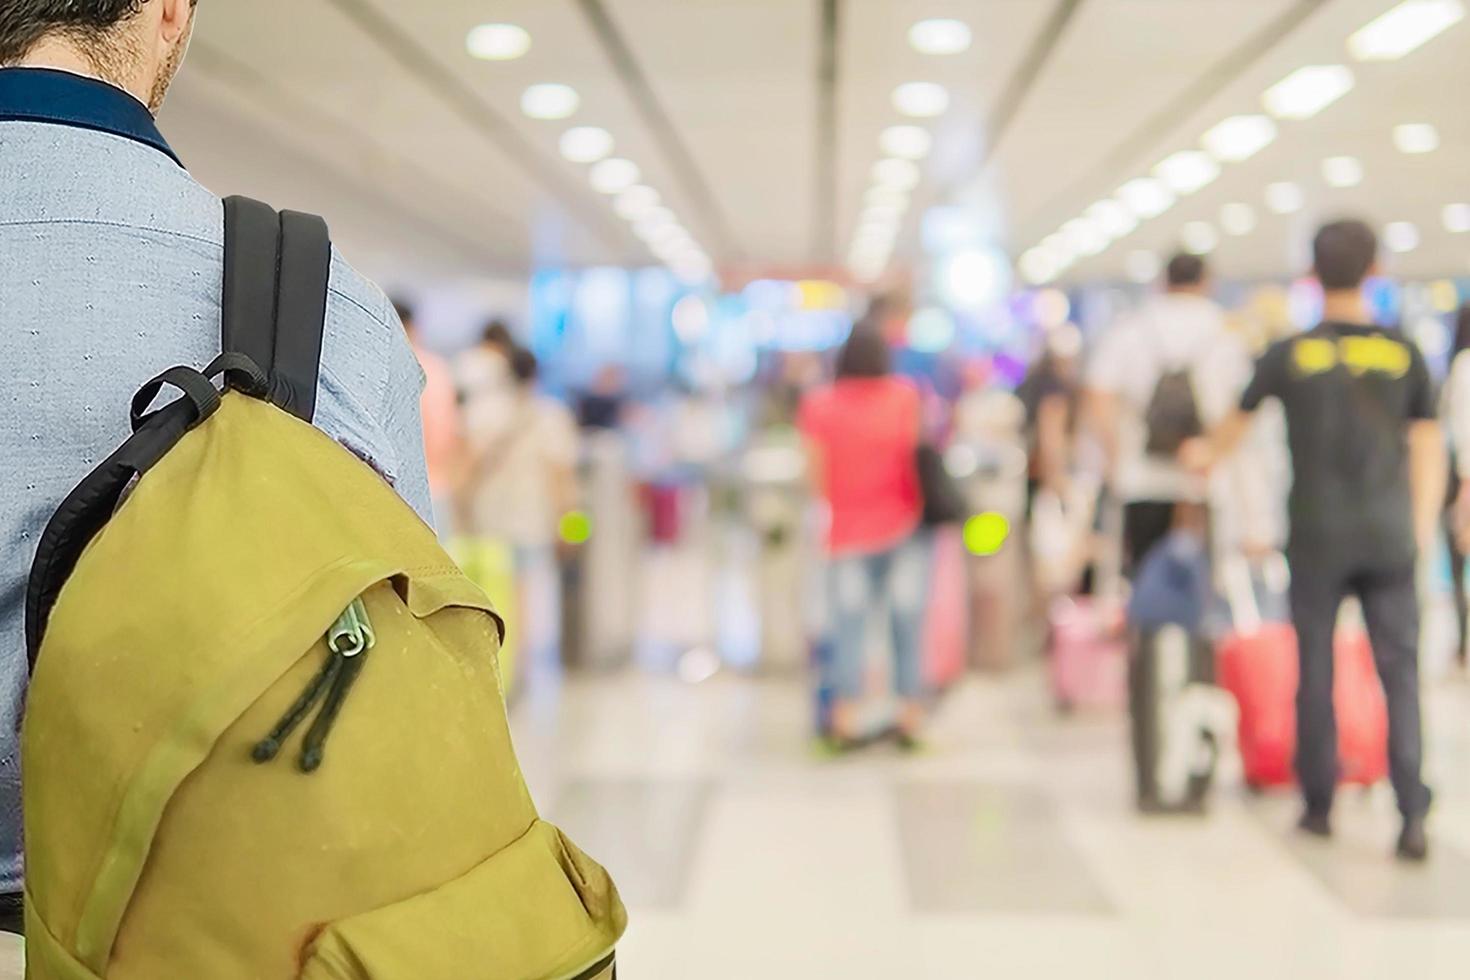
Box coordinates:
[915,444,967,527]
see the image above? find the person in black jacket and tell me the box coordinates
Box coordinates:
[1186,220,1444,861]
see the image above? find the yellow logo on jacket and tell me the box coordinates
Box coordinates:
[1291,335,1411,379]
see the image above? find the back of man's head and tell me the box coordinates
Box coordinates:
[1165,252,1208,292]
[0,1,196,112]
[1313,219,1378,292]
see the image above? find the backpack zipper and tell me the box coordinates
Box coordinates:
[252,597,375,773]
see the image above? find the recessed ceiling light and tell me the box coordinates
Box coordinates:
[892,82,950,119]
[1086,200,1138,239]
[908,18,973,55]
[863,201,906,223]
[521,84,580,120]
[1126,250,1162,284]
[1220,203,1258,236]
[1349,0,1466,61]
[1019,248,1059,286]
[559,127,615,164]
[614,186,660,219]
[865,185,910,208]
[1043,234,1076,268]
[589,157,640,194]
[1154,151,1221,196]
[872,157,922,190]
[1322,155,1364,188]
[1061,218,1108,257]
[1201,115,1278,162]
[466,23,531,61]
[1393,122,1440,154]
[1385,221,1421,253]
[1182,222,1219,255]
[880,126,933,160]
[1444,203,1470,233]
[1263,65,1354,120]
[1117,178,1175,219]
[1265,182,1305,214]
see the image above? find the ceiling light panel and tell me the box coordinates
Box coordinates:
[1393,123,1440,154]
[909,19,973,55]
[892,82,951,118]
[1322,155,1364,187]
[466,24,531,61]
[521,84,580,120]
[1201,115,1278,162]
[1349,0,1466,61]
[1154,151,1221,196]
[1263,65,1354,120]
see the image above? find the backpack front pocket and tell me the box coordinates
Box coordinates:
[298,820,624,980]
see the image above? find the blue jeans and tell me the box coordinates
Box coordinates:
[826,532,932,701]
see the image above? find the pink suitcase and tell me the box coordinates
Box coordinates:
[1048,596,1128,712]
[923,527,968,689]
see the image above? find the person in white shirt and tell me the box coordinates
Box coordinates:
[1440,303,1470,668]
[1084,253,1264,574]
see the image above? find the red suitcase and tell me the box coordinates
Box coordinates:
[1217,625,1389,789]
[1047,596,1128,712]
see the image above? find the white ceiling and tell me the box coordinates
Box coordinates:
[156,0,1470,290]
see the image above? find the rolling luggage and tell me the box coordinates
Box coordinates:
[1126,529,1234,812]
[1048,596,1128,712]
[923,526,969,688]
[1217,559,1389,790]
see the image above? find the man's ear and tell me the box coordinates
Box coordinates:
[158,0,194,43]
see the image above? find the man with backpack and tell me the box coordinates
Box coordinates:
[1085,252,1262,577]
[1086,253,1262,812]
[1186,220,1444,861]
[0,0,432,933]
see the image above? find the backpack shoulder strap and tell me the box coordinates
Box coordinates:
[222,196,332,422]
[26,199,332,670]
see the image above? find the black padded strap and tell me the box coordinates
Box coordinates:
[25,399,199,670]
[221,196,331,422]
[272,209,331,421]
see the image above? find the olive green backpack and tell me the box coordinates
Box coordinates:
[22,198,625,979]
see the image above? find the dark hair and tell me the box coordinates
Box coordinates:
[510,346,539,385]
[1313,219,1378,291]
[0,1,193,65]
[390,298,414,326]
[1165,252,1207,288]
[835,328,891,379]
[481,319,515,351]
[1454,303,1470,360]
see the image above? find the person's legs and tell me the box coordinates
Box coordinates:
[1287,553,1345,822]
[1446,506,1469,667]
[1122,501,1175,580]
[826,551,880,740]
[884,532,933,736]
[1353,564,1432,822]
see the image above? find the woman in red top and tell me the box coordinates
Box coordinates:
[800,329,931,747]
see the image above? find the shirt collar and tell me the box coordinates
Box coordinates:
[0,66,181,166]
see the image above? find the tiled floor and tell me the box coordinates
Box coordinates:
[512,665,1470,979]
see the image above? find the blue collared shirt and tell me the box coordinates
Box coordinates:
[0,68,433,893]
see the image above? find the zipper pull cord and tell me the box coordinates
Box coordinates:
[252,597,375,771]
[300,650,368,773]
[252,654,343,764]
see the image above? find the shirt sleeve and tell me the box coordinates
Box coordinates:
[376,296,436,527]
[1405,342,1436,422]
[1239,343,1284,413]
